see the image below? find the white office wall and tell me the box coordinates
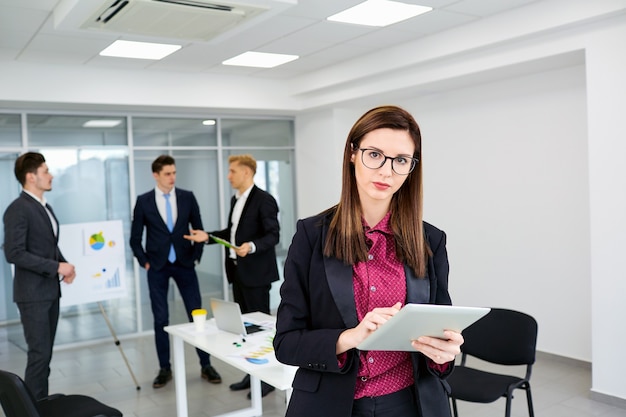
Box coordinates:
[295,107,358,218]
[409,66,590,361]
[0,61,299,113]
[585,21,626,402]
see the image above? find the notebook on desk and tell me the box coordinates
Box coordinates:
[209,298,268,336]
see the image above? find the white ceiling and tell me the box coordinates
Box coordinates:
[0,0,542,81]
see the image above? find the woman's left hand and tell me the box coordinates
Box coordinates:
[411,330,464,365]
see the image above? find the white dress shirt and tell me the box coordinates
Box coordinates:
[229,184,254,259]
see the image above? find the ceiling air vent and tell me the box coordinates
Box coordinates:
[75,0,283,41]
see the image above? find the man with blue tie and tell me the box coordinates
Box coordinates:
[3,152,76,400]
[130,155,221,389]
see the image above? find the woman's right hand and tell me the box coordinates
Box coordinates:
[336,302,402,354]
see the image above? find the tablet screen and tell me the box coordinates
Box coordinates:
[356,304,490,351]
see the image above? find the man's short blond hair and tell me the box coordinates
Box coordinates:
[228,154,257,174]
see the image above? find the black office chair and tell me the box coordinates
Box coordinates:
[447,308,538,417]
[0,369,122,417]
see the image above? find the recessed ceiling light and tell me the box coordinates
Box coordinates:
[99,40,182,60]
[327,0,432,27]
[83,120,123,128]
[202,120,216,126]
[222,51,299,68]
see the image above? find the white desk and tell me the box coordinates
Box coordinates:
[165,312,296,417]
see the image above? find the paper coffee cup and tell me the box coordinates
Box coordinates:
[192,308,207,332]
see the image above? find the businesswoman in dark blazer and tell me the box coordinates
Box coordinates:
[274,106,463,417]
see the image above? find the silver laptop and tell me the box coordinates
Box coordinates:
[209,298,266,336]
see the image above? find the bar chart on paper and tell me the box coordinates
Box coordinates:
[105,268,121,288]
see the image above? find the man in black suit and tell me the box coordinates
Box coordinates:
[3,152,76,400]
[130,155,221,389]
[185,154,280,397]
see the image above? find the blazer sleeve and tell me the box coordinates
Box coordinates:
[422,223,454,377]
[208,197,232,244]
[188,192,204,262]
[3,202,59,278]
[249,191,280,253]
[208,227,228,242]
[129,197,148,267]
[426,223,452,306]
[274,218,356,375]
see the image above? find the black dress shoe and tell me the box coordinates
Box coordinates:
[153,368,172,388]
[229,374,251,391]
[247,382,275,399]
[201,365,222,384]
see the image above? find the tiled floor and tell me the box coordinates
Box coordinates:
[1,325,626,417]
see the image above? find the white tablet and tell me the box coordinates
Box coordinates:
[356,304,490,351]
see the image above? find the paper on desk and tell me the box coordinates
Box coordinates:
[230,333,279,366]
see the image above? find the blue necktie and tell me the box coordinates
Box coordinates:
[164,193,176,263]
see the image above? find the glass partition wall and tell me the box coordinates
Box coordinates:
[0,112,295,349]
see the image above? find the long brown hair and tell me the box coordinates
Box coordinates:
[323,105,429,277]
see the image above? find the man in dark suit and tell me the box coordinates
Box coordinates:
[130,155,221,389]
[3,152,76,400]
[185,154,280,397]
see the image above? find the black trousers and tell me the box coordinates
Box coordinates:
[351,386,418,417]
[17,298,59,400]
[225,257,273,387]
[225,257,271,314]
[147,262,211,370]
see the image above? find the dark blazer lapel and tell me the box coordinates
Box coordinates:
[324,257,357,328]
[321,220,358,328]
[148,190,169,230]
[327,262,429,325]
[239,185,257,220]
[227,195,236,228]
[173,189,186,230]
[405,265,430,304]
[21,192,56,240]
[45,203,60,242]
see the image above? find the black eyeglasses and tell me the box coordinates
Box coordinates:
[358,148,418,175]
